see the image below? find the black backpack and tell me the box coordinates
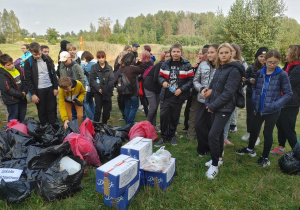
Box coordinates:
[117,67,134,96]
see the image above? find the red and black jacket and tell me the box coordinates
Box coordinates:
[0,67,27,105]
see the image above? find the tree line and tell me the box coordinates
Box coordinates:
[1,0,300,63]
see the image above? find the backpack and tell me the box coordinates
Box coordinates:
[235,82,245,108]
[117,67,134,96]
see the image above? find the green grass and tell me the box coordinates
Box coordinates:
[0,92,300,209]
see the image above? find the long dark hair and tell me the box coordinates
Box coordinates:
[121,53,134,66]
[253,57,265,72]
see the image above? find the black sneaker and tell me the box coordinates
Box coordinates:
[229,124,237,133]
[154,138,165,147]
[170,137,178,146]
[257,156,270,167]
[236,147,256,157]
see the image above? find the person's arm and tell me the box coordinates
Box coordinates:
[74,65,86,87]
[158,63,168,87]
[275,72,293,109]
[58,89,68,123]
[179,64,194,93]
[0,77,25,99]
[77,82,87,102]
[289,66,300,87]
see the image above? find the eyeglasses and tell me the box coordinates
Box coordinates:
[266,61,279,66]
[21,48,26,50]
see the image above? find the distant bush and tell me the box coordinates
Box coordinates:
[163,35,207,47]
[108,33,126,45]
[49,39,57,45]
[0,33,6,44]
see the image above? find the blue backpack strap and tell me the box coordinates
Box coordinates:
[28,56,33,68]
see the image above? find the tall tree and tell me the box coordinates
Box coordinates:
[113,19,122,34]
[9,10,21,43]
[46,27,59,41]
[163,20,172,38]
[97,17,112,41]
[177,18,195,35]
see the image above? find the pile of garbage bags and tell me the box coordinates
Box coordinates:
[0,118,130,203]
[278,143,300,175]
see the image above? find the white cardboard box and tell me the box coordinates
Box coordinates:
[96,154,139,198]
[103,174,140,210]
[120,137,152,166]
[144,158,176,190]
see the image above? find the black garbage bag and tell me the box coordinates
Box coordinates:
[40,155,86,201]
[0,158,26,169]
[278,151,300,175]
[93,131,122,163]
[28,142,71,170]
[292,143,300,160]
[35,123,65,146]
[23,118,40,139]
[0,180,31,204]
[0,135,11,161]
[93,122,130,142]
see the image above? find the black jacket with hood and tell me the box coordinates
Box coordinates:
[0,66,27,105]
[205,62,245,113]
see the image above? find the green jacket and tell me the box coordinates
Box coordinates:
[59,61,86,86]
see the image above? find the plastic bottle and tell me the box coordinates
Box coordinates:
[59,156,81,175]
[168,86,176,93]
[96,77,100,84]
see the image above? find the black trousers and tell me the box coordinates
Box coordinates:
[183,95,193,129]
[248,111,281,158]
[276,106,299,148]
[195,102,211,154]
[36,86,57,126]
[160,100,183,140]
[246,93,255,133]
[118,95,125,118]
[208,112,231,166]
[94,93,112,124]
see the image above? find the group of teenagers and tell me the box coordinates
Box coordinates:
[0,40,300,179]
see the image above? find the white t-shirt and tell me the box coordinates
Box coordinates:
[37,59,52,89]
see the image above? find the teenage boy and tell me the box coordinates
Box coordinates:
[0,54,27,122]
[24,42,58,126]
[156,43,194,146]
[41,45,50,56]
[59,51,86,86]
[58,76,86,129]
[66,43,81,65]
[132,43,140,58]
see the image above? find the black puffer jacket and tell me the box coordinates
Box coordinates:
[144,61,163,94]
[245,64,256,95]
[24,54,58,95]
[158,57,194,103]
[205,62,244,113]
[0,67,27,105]
[285,64,300,107]
[89,61,114,101]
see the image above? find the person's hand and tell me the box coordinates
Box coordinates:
[250,78,255,84]
[64,120,70,129]
[203,89,212,98]
[174,88,182,96]
[22,92,26,98]
[53,89,58,96]
[242,77,246,82]
[163,82,169,88]
[31,94,39,104]
[206,106,212,113]
[201,88,208,96]
[99,89,102,94]
[136,57,141,62]
[21,59,26,62]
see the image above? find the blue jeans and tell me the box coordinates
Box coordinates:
[6,98,27,122]
[124,96,139,126]
[83,92,95,120]
[224,111,234,139]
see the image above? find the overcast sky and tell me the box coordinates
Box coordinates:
[2,0,300,35]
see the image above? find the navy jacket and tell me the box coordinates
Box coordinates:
[252,66,292,115]
[205,62,244,113]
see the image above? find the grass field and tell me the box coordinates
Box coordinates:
[0,89,300,209]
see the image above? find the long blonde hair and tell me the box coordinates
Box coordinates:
[215,43,235,69]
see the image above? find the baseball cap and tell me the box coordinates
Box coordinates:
[59,51,71,62]
[132,43,140,47]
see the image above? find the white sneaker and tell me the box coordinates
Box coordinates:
[206,165,219,179]
[241,132,250,141]
[205,159,223,167]
[255,137,260,146]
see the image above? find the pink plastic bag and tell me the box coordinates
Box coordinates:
[79,118,95,142]
[6,119,28,135]
[63,133,101,167]
[128,121,158,141]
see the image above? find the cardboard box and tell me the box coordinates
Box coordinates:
[96,154,139,197]
[120,137,152,166]
[103,175,140,210]
[139,167,145,186]
[144,158,176,190]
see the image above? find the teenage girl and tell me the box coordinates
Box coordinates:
[204,43,244,179]
[236,50,292,167]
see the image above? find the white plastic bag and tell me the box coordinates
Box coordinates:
[143,146,171,172]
